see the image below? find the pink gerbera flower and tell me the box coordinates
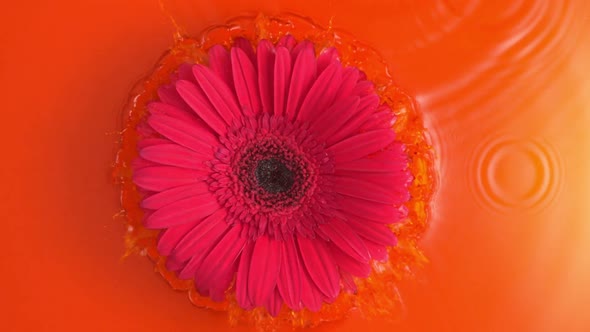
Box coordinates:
[132,35,411,316]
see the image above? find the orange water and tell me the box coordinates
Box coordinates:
[2,1,590,331]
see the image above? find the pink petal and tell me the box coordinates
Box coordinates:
[316,47,340,74]
[329,245,371,278]
[236,241,255,310]
[139,144,210,170]
[348,161,409,185]
[327,129,395,163]
[289,39,308,60]
[141,182,210,210]
[195,224,246,301]
[345,217,398,247]
[173,209,229,279]
[157,84,191,112]
[192,65,243,124]
[356,94,380,113]
[233,37,256,65]
[143,194,220,229]
[136,138,170,150]
[334,201,400,224]
[156,219,201,256]
[257,40,275,115]
[333,196,399,224]
[331,175,398,204]
[285,42,317,120]
[335,143,407,173]
[177,63,197,82]
[350,171,411,205]
[276,236,302,310]
[297,63,343,123]
[147,112,218,151]
[231,47,261,115]
[148,101,197,125]
[334,170,411,191]
[300,267,324,312]
[351,80,375,96]
[137,121,156,137]
[176,79,228,135]
[277,35,296,50]
[273,47,292,116]
[131,157,156,171]
[165,255,186,272]
[133,166,207,192]
[297,237,340,299]
[359,107,396,131]
[308,96,360,141]
[318,219,370,263]
[266,288,283,317]
[326,95,381,145]
[193,64,242,124]
[170,208,226,259]
[333,67,360,99]
[248,235,281,306]
[208,45,234,90]
[363,239,389,261]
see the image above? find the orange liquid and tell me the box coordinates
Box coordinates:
[2,1,589,331]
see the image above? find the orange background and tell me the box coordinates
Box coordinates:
[1,1,589,331]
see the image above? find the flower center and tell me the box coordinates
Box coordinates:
[209,115,335,239]
[255,158,295,194]
[236,139,311,210]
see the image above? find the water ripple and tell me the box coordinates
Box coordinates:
[468,137,563,214]
[418,0,588,132]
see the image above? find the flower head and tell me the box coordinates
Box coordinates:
[132,35,412,315]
